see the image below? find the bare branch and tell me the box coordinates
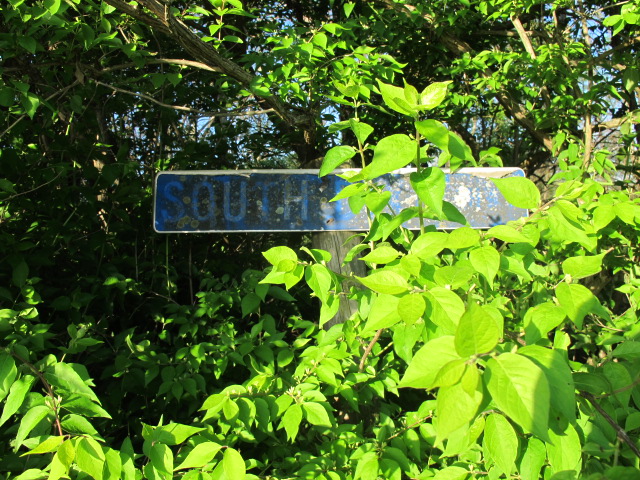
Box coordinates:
[511,16,537,58]
[359,329,384,373]
[580,391,640,459]
[95,80,274,118]
[98,58,222,74]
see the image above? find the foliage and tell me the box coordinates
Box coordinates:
[1,0,640,479]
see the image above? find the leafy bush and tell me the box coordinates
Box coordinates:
[1,80,640,480]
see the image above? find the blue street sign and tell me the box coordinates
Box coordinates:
[153,168,528,233]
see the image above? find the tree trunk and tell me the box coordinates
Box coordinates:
[312,231,366,328]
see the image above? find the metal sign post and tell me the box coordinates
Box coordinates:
[153,168,527,233]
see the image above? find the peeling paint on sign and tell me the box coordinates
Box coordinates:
[153,168,527,233]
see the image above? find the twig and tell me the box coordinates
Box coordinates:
[580,391,640,459]
[95,80,274,118]
[0,80,80,139]
[2,170,64,202]
[8,350,64,437]
[592,375,640,399]
[359,329,383,372]
[386,415,432,442]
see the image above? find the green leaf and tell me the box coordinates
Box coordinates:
[491,176,540,209]
[484,353,550,440]
[360,245,400,264]
[454,304,501,357]
[0,353,18,403]
[612,341,640,360]
[222,447,245,480]
[500,254,532,282]
[61,394,111,418]
[349,119,374,145]
[419,81,451,109]
[425,287,465,334]
[151,423,205,445]
[432,359,467,388]
[21,92,40,118]
[410,168,445,217]
[0,87,15,107]
[434,263,475,289]
[104,447,122,480]
[18,36,37,54]
[14,405,51,452]
[76,437,105,480]
[150,443,173,476]
[362,134,416,179]
[343,2,355,17]
[416,119,449,150]
[319,146,357,177]
[410,231,449,258]
[44,0,62,14]
[61,414,99,436]
[605,362,633,408]
[562,253,605,279]
[241,292,260,317]
[305,264,334,303]
[175,442,221,470]
[436,366,483,440]
[303,402,332,427]
[483,414,518,475]
[485,224,531,244]
[281,403,302,441]
[397,294,425,325]
[45,363,100,403]
[12,260,28,287]
[364,190,391,214]
[519,346,575,421]
[120,438,135,480]
[546,205,595,250]
[13,469,47,480]
[263,246,297,268]
[442,201,469,225]
[399,336,461,389]
[518,437,546,480]
[354,451,379,480]
[448,227,480,249]
[49,439,75,480]
[555,282,610,328]
[363,293,401,334]
[319,293,340,327]
[469,246,500,288]
[356,270,409,295]
[378,81,416,116]
[546,423,581,475]
[523,302,566,344]
[22,436,65,456]
[432,466,469,480]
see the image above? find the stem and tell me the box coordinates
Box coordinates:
[8,350,64,437]
[359,329,383,372]
[414,122,425,234]
[580,391,640,459]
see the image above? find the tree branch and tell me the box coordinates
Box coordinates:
[580,391,640,459]
[104,0,314,130]
[359,329,383,372]
[95,80,274,118]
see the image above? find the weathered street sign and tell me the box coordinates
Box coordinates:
[153,168,527,233]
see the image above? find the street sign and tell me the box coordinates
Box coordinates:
[153,168,527,233]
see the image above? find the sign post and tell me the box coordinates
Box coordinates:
[154,167,527,233]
